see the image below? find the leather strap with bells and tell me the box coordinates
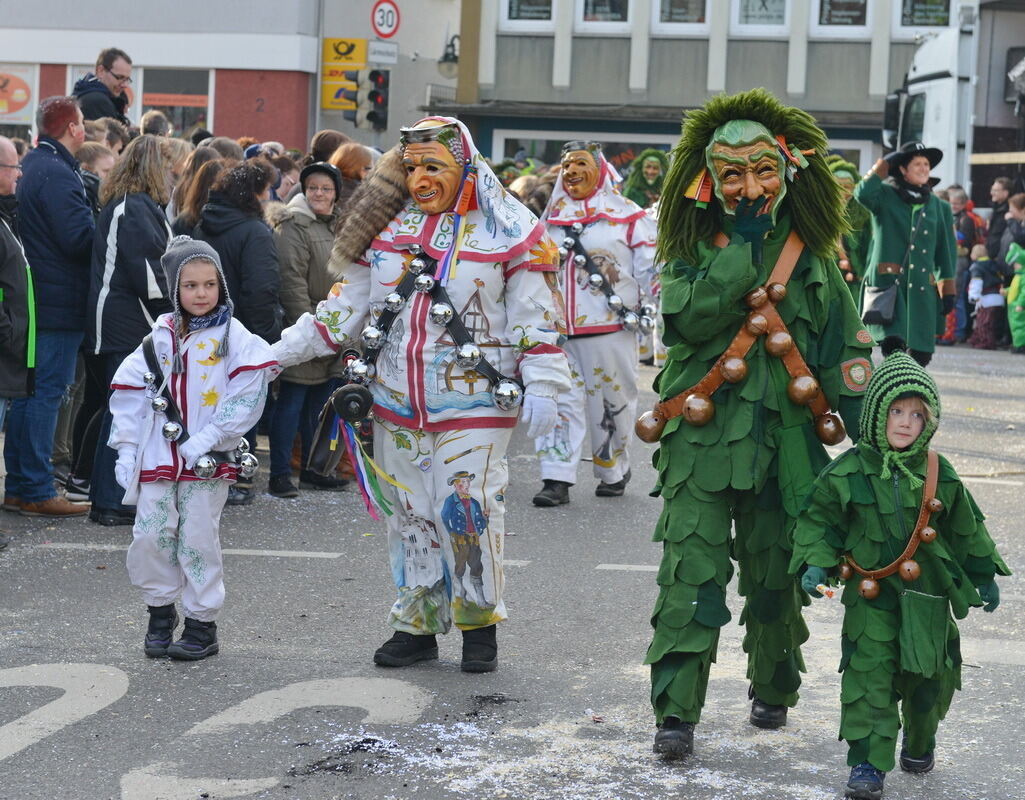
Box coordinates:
[840,450,941,600]
[635,231,845,445]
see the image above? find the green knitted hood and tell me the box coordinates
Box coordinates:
[858,338,940,484]
[657,88,847,264]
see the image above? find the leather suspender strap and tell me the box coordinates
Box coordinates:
[430,284,506,386]
[563,225,616,301]
[142,333,190,444]
[363,266,424,368]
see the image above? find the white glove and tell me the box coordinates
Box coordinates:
[520,393,559,439]
[178,438,205,470]
[114,448,137,490]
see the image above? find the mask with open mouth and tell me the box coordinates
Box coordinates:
[706,120,787,226]
[560,148,601,200]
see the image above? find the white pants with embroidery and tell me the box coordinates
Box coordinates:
[375,421,513,635]
[126,479,231,621]
[535,329,639,485]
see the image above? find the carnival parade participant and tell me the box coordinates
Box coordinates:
[623,148,670,210]
[792,337,1008,800]
[639,89,875,758]
[856,142,957,367]
[108,236,279,660]
[827,154,871,303]
[271,117,570,673]
[532,141,658,506]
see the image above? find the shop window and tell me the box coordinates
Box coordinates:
[810,0,871,39]
[651,0,709,36]
[731,0,790,37]
[892,0,952,40]
[141,68,210,141]
[575,0,633,34]
[500,0,555,33]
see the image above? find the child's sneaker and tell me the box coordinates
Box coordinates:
[144,604,178,657]
[899,735,935,773]
[844,762,885,799]
[167,618,219,660]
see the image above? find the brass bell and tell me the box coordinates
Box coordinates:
[682,392,715,426]
[746,312,768,336]
[815,413,846,445]
[765,330,793,357]
[635,410,665,443]
[787,375,820,406]
[926,497,944,513]
[919,526,937,543]
[767,283,787,303]
[744,286,768,308]
[720,356,748,383]
[858,578,880,600]
[838,563,853,581]
[899,559,921,582]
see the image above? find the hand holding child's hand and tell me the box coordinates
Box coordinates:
[801,566,830,598]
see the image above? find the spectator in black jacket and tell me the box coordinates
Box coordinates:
[76,141,116,220]
[73,48,133,127]
[194,161,282,505]
[85,134,174,526]
[5,97,94,518]
[987,176,1013,259]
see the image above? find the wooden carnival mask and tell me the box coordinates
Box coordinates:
[560,148,601,200]
[706,120,787,224]
[401,140,463,215]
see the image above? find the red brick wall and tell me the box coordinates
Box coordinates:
[39,64,67,101]
[213,70,310,151]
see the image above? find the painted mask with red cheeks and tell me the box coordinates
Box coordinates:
[706,120,787,224]
[402,141,463,215]
[561,150,601,200]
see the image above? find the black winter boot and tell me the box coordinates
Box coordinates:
[595,469,631,497]
[749,685,788,729]
[653,716,694,759]
[144,604,178,657]
[898,734,935,773]
[460,624,498,672]
[167,617,219,660]
[532,480,570,507]
[373,631,439,667]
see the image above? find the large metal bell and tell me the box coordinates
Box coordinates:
[571,222,584,234]
[151,396,169,413]
[899,559,921,582]
[641,302,658,318]
[409,256,429,274]
[606,294,624,312]
[492,379,523,410]
[815,413,846,445]
[918,526,937,543]
[143,371,157,386]
[561,236,576,249]
[429,302,454,326]
[767,283,787,303]
[238,452,259,479]
[621,311,640,331]
[161,421,183,441]
[838,563,854,581]
[746,312,768,336]
[348,358,375,384]
[720,356,748,383]
[587,273,605,290]
[414,273,436,293]
[926,497,944,513]
[765,330,794,357]
[573,254,587,267]
[745,286,769,308]
[634,410,666,443]
[236,437,251,455]
[455,342,482,368]
[361,325,385,350]
[193,454,218,479]
[408,243,423,255]
[682,392,715,426]
[858,578,880,600]
[384,292,406,313]
[557,246,570,260]
[638,315,655,335]
[787,374,820,406]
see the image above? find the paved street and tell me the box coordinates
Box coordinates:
[1,346,1023,800]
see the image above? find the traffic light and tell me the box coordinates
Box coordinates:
[341,69,389,131]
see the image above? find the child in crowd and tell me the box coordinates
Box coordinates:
[109,236,279,660]
[790,338,1009,800]
[966,243,1007,350]
[1005,242,1025,354]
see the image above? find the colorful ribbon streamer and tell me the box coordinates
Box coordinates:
[434,163,477,286]
[335,417,411,520]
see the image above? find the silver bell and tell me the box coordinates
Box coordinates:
[348,358,375,384]
[571,222,584,234]
[622,311,640,331]
[639,315,656,334]
[606,294,624,312]
[409,256,429,274]
[492,379,523,411]
[193,454,218,479]
[384,292,406,313]
[236,437,251,455]
[361,325,385,350]
[429,302,454,326]
[150,396,169,413]
[641,302,658,318]
[573,253,587,267]
[587,273,605,290]
[162,421,183,441]
[414,273,436,294]
[143,371,157,386]
[557,246,570,260]
[238,452,259,479]
[455,342,482,369]
[561,236,576,249]
[408,243,423,255]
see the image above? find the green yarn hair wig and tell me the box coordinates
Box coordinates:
[658,88,848,264]
[826,153,871,231]
[623,148,670,196]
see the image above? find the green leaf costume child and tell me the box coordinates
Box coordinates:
[623,148,670,210]
[645,89,875,758]
[791,340,1009,799]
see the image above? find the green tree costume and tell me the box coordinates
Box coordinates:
[1006,242,1025,349]
[646,90,875,731]
[827,155,871,304]
[623,148,669,210]
[791,347,1009,773]
[855,171,956,355]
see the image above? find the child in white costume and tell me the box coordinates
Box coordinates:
[109,236,279,660]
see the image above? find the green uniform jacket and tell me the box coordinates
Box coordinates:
[855,174,956,353]
[653,212,874,518]
[1008,268,1025,348]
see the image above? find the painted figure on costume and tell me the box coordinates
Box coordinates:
[642,89,875,759]
[623,148,670,210]
[272,116,570,673]
[532,140,659,507]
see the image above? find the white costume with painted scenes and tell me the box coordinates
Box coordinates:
[534,142,659,501]
[272,117,570,660]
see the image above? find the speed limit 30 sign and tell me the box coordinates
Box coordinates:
[371,0,400,39]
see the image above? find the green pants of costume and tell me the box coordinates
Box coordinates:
[840,600,959,772]
[646,477,809,724]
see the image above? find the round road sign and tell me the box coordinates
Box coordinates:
[371,0,400,39]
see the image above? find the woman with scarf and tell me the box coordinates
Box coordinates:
[623,148,669,210]
[855,142,957,367]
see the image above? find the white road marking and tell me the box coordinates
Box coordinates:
[37,542,341,559]
[962,476,1025,487]
[504,559,531,566]
[0,663,129,761]
[120,763,277,800]
[595,563,658,572]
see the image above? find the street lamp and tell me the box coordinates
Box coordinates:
[437,34,459,79]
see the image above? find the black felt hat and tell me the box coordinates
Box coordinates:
[885,141,943,170]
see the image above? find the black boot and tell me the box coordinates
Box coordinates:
[749,690,788,729]
[460,624,498,673]
[299,469,349,491]
[653,716,694,759]
[144,604,178,658]
[373,631,438,667]
[532,480,570,507]
[167,617,219,660]
[898,734,934,773]
[595,469,631,497]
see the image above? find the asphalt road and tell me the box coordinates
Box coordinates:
[1,345,1023,800]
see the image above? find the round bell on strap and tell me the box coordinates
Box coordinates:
[414,274,436,294]
[455,342,482,369]
[151,396,169,413]
[587,273,605,291]
[641,302,658,318]
[858,578,880,600]
[621,311,640,331]
[815,413,846,445]
[384,292,406,313]
[361,325,385,350]
[787,374,820,406]
[193,454,218,479]
[143,371,157,386]
[571,222,584,234]
[634,410,665,443]
[239,452,259,479]
[767,283,787,304]
[926,497,944,513]
[573,254,587,267]
[236,437,251,455]
[492,379,523,410]
[557,246,570,260]
[348,358,375,384]
[746,313,768,336]
[409,256,429,274]
[638,315,655,335]
[899,560,921,582]
[429,302,455,326]
[720,356,748,384]
[838,563,854,581]
[919,526,937,544]
[745,286,769,308]
[561,236,576,249]
[408,243,423,255]
[606,294,624,312]
[682,392,715,426]
[161,421,183,441]
[764,330,794,357]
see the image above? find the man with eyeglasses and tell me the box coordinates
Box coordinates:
[72,48,132,127]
